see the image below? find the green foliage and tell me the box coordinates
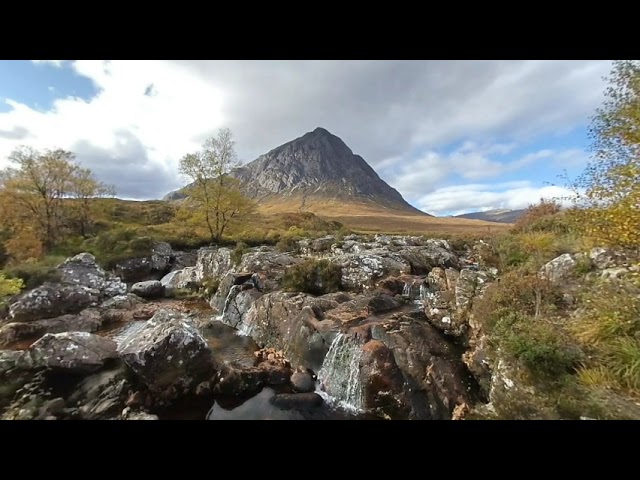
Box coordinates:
[280,259,342,295]
[231,241,249,266]
[567,60,640,250]
[0,272,24,307]
[513,198,563,234]
[201,278,220,297]
[2,256,65,290]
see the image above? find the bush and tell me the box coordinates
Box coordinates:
[3,256,65,290]
[280,259,342,295]
[275,237,300,253]
[0,273,24,307]
[201,278,220,297]
[231,242,249,266]
[513,198,562,234]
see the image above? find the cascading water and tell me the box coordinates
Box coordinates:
[317,333,364,412]
[107,321,147,350]
[216,285,241,323]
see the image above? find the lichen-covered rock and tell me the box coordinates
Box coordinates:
[99,294,144,310]
[57,252,127,298]
[171,250,198,271]
[540,253,580,283]
[366,293,402,313]
[237,251,301,292]
[194,247,233,283]
[589,247,630,270]
[333,251,410,291]
[130,280,164,299]
[17,332,117,373]
[118,310,215,398]
[397,241,460,274]
[8,283,97,322]
[160,267,198,291]
[151,242,173,272]
[0,308,103,347]
[113,257,153,283]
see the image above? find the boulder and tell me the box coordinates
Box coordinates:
[270,392,324,410]
[194,247,233,283]
[130,280,165,299]
[237,251,301,292]
[160,267,198,291]
[57,252,126,298]
[118,310,215,398]
[151,242,173,272]
[17,332,117,373]
[333,251,411,291]
[290,367,316,393]
[68,362,133,419]
[540,253,583,283]
[8,283,97,322]
[113,257,153,283]
[0,309,103,347]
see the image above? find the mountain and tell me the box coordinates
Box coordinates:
[164,127,428,215]
[455,209,525,224]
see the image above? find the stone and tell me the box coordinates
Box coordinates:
[57,252,127,298]
[290,368,315,393]
[269,392,324,410]
[8,283,97,322]
[17,332,117,373]
[130,280,165,299]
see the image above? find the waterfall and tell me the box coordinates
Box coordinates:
[236,317,255,337]
[317,333,364,412]
[402,282,412,298]
[110,321,147,351]
[216,285,241,323]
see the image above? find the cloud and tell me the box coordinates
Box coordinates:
[384,144,576,198]
[0,126,29,140]
[0,60,609,201]
[32,60,66,68]
[416,182,578,216]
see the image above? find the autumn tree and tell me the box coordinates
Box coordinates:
[68,167,116,237]
[568,60,640,250]
[178,128,256,243]
[0,146,115,260]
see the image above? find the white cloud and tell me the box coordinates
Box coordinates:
[384,143,577,198]
[416,182,578,216]
[0,60,609,201]
[32,60,66,68]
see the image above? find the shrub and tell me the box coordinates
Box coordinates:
[513,198,562,234]
[3,256,65,290]
[201,278,220,297]
[231,242,249,266]
[0,273,24,307]
[275,237,300,253]
[280,259,342,295]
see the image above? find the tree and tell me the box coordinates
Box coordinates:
[178,128,256,243]
[569,60,640,250]
[68,167,116,237]
[0,146,115,260]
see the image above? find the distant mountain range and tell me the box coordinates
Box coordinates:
[454,209,525,223]
[164,127,429,216]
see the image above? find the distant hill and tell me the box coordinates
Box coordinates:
[455,209,525,224]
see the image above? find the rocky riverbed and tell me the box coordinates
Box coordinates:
[1,234,628,420]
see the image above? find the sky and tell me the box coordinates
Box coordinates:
[0,60,611,216]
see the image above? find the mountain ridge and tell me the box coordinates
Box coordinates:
[164,127,429,216]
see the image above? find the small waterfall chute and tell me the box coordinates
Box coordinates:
[317,333,364,412]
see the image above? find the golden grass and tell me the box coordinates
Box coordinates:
[255,195,511,235]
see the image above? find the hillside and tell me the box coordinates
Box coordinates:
[455,209,525,224]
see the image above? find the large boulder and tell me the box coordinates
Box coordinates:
[67,362,133,419]
[118,310,215,398]
[151,242,173,272]
[194,247,233,283]
[113,257,154,283]
[17,332,117,373]
[8,283,97,322]
[57,252,127,298]
[540,253,586,283]
[397,241,460,274]
[333,251,411,291]
[237,251,301,292]
[160,267,198,292]
[130,280,164,299]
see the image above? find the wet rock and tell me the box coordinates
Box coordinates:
[360,340,409,418]
[130,280,165,299]
[291,368,315,393]
[8,283,97,322]
[217,287,263,328]
[212,367,264,398]
[57,252,127,298]
[68,362,133,419]
[17,332,118,373]
[118,310,215,398]
[121,407,159,420]
[366,293,402,314]
[270,392,324,410]
[370,317,475,420]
